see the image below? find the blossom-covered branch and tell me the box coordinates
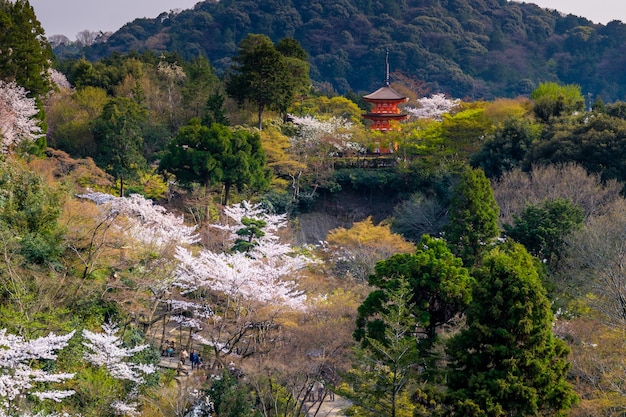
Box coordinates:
[0,329,76,413]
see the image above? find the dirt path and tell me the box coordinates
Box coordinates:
[304,395,351,417]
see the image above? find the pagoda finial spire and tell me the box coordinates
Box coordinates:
[385,48,390,86]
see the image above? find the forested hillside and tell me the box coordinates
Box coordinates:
[5,0,626,416]
[53,0,626,102]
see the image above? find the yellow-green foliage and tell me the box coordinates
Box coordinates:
[297,95,364,124]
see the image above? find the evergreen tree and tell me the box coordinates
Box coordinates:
[443,242,577,417]
[0,0,52,97]
[0,0,53,153]
[443,166,500,267]
[470,118,540,179]
[159,120,270,204]
[356,235,473,349]
[92,97,148,196]
[226,34,310,129]
[504,198,584,266]
[342,278,420,417]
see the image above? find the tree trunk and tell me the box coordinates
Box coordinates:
[223,182,231,206]
[119,174,125,197]
[257,104,264,130]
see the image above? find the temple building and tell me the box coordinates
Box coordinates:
[362,51,408,153]
[362,84,409,131]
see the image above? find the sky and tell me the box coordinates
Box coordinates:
[512,0,626,24]
[29,0,202,40]
[29,0,626,41]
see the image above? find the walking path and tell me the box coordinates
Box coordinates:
[304,395,351,417]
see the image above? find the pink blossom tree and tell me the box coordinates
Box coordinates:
[76,192,200,340]
[0,329,76,416]
[0,80,43,153]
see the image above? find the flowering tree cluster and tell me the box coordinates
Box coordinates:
[288,114,365,155]
[77,191,199,250]
[0,80,43,153]
[175,201,310,309]
[82,321,156,416]
[0,329,75,416]
[76,192,202,344]
[405,93,460,121]
[169,201,315,365]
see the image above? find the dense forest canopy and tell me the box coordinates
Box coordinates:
[53,0,626,102]
[5,0,626,416]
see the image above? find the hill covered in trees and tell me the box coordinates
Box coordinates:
[54,0,626,102]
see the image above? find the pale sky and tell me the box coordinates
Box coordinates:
[29,0,626,41]
[29,0,201,40]
[511,1,626,24]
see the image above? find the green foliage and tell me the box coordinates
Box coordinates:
[528,112,626,185]
[356,235,473,346]
[0,0,53,153]
[470,118,541,179]
[444,242,577,417]
[531,82,585,123]
[226,34,310,129]
[69,0,626,102]
[341,278,420,417]
[440,106,493,160]
[0,158,65,264]
[0,0,52,97]
[443,166,500,267]
[92,97,149,196]
[232,217,266,253]
[504,198,584,265]
[207,370,262,417]
[159,120,271,204]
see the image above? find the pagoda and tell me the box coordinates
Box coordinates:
[362,51,409,133]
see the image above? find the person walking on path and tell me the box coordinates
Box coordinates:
[180,348,189,364]
[316,381,325,401]
[190,350,199,369]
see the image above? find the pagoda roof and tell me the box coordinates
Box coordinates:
[363,85,408,101]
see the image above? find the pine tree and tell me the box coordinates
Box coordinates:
[444,242,577,417]
[226,34,310,129]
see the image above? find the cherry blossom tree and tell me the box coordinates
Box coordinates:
[287,115,365,199]
[76,192,200,339]
[0,329,76,416]
[0,80,43,152]
[82,321,156,416]
[405,93,460,121]
[172,201,315,366]
[175,201,310,309]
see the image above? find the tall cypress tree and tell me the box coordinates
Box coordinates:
[444,242,577,417]
[443,166,500,267]
[0,0,52,96]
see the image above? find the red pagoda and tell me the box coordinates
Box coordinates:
[362,51,409,133]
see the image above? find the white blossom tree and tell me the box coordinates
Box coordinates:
[0,80,43,152]
[287,115,365,199]
[82,321,156,416]
[175,201,309,309]
[76,192,200,339]
[172,201,315,366]
[0,329,76,416]
[405,93,460,121]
